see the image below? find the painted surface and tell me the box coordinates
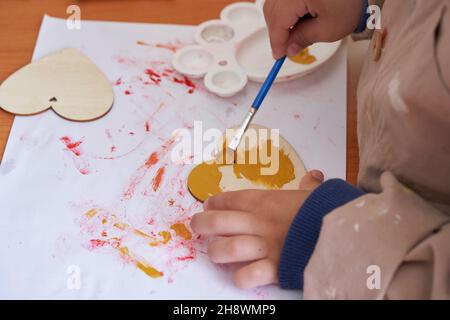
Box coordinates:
[188,140,296,202]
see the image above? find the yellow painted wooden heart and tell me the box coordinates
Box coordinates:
[187,125,306,202]
[0,48,114,121]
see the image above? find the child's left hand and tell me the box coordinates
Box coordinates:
[190,170,324,289]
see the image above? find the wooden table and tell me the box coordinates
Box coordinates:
[0,0,359,184]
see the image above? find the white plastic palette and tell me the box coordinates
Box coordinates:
[172,0,342,97]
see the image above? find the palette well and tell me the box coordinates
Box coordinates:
[187,125,306,202]
[172,0,342,97]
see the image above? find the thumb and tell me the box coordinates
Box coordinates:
[286,19,319,57]
[299,170,324,190]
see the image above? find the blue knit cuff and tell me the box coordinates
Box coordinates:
[278,179,365,290]
[354,0,370,33]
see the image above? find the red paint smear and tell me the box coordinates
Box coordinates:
[145,121,151,132]
[145,152,159,167]
[60,136,83,156]
[122,136,177,200]
[177,246,196,261]
[137,40,182,53]
[89,238,121,250]
[114,56,137,66]
[111,145,117,153]
[151,167,165,192]
[168,199,175,206]
[124,90,132,95]
[172,76,196,94]
[145,69,162,85]
[115,77,122,86]
[79,168,90,175]
[155,43,181,53]
[89,239,107,248]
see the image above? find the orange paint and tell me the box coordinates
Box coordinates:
[170,223,192,240]
[151,167,165,192]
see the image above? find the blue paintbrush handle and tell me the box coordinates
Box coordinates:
[251,56,286,110]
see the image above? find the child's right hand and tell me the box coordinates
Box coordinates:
[263,0,365,59]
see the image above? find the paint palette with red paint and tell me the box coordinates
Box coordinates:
[171,0,342,97]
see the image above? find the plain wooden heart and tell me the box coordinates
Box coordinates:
[0,48,114,121]
[187,124,306,202]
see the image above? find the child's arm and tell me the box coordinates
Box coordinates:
[304,172,450,299]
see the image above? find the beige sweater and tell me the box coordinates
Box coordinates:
[304,0,450,299]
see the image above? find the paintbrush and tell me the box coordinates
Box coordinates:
[221,56,286,162]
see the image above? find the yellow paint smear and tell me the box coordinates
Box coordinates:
[134,229,154,239]
[233,140,295,188]
[159,231,172,244]
[187,140,296,202]
[149,230,172,247]
[289,48,317,65]
[118,246,163,278]
[170,223,192,240]
[85,209,97,218]
[113,222,129,230]
[187,162,223,202]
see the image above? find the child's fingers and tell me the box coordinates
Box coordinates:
[264,0,309,59]
[204,189,264,212]
[190,210,265,236]
[286,18,318,56]
[207,235,268,264]
[233,259,278,289]
[299,170,324,190]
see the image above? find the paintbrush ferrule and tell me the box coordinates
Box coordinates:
[227,56,286,152]
[228,107,257,151]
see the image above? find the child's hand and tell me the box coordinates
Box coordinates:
[190,170,324,289]
[263,0,364,58]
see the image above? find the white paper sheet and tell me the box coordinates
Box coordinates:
[0,16,346,299]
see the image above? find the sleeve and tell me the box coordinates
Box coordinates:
[351,0,386,41]
[354,0,370,33]
[278,179,365,289]
[303,172,450,299]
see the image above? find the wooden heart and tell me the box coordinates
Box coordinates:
[188,125,306,202]
[0,48,114,121]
